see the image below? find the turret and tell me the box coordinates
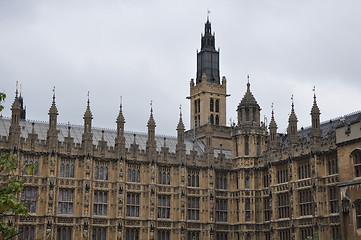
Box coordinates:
[82,93,93,154]
[287,96,298,143]
[269,104,278,149]
[47,88,59,150]
[237,77,261,126]
[115,102,126,157]
[310,88,321,138]
[9,86,21,147]
[176,106,186,159]
[146,103,157,160]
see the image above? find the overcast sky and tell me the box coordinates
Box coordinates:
[1,0,360,136]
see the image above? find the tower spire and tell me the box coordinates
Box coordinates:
[146,101,156,161]
[288,95,298,143]
[82,92,93,154]
[269,103,278,148]
[47,87,59,150]
[311,86,321,137]
[196,15,220,84]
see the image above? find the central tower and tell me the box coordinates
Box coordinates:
[188,18,228,129]
[196,18,220,84]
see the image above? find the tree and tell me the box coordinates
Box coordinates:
[0,92,32,240]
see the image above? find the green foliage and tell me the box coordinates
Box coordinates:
[0,93,5,112]
[0,93,29,240]
[305,232,319,240]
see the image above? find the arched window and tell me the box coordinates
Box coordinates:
[245,136,249,155]
[215,99,219,113]
[70,164,75,178]
[215,115,219,125]
[210,114,214,124]
[60,164,65,177]
[210,99,214,112]
[246,233,251,240]
[95,166,99,179]
[65,164,70,177]
[351,149,361,177]
[245,170,250,188]
[245,108,250,121]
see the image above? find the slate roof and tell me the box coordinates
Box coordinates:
[0,117,232,160]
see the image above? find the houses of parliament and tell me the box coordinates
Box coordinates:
[1,18,361,240]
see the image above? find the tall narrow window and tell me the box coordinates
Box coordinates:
[329,186,339,214]
[245,198,251,222]
[21,187,37,213]
[95,161,108,180]
[328,155,338,175]
[126,193,140,217]
[244,136,249,155]
[158,195,170,219]
[245,108,250,121]
[264,197,271,221]
[215,232,227,240]
[210,98,214,112]
[298,161,311,179]
[215,172,227,189]
[60,159,75,178]
[216,199,227,222]
[158,167,171,185]
[187,197,200,220]
[56,227,72,240]
[194,100,198,114]
[158,230,170,240]
[23,156,39,175]
[210,114,214,124]
[215,115,219,125]
[256,136,261,155]
[215,99,219,113]
[352,150,361,177]
[278,192,290,218]
[263,172,269,188]
[128,164,140,182]
[94,191,108,216]
[126,228,139,240]
[187,231,199,240]
[187,170,199,187]
[299,189,312,216]
[300,228,313,240]
[18,225,35,240]
[58,188,73,214]
[279,229,290,240]
[245,170,250,188]
[277,166,288,183]
[331,226,340,240]
[92,227,107,240]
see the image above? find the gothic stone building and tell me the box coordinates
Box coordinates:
[1,19,361,240]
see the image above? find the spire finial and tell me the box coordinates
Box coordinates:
[87,91,90,106]
[179,104,182,118]
[271,103,274,116]
[246,74,250,91]
[291,95,294,109]
[207,9,211,21]
[150,100,153,114]
[313,86,317,103]
[120,96,123,110]
[52,86,56,103]
[15,81,19,97]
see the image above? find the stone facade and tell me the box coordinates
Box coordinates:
[0,19,360,240]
